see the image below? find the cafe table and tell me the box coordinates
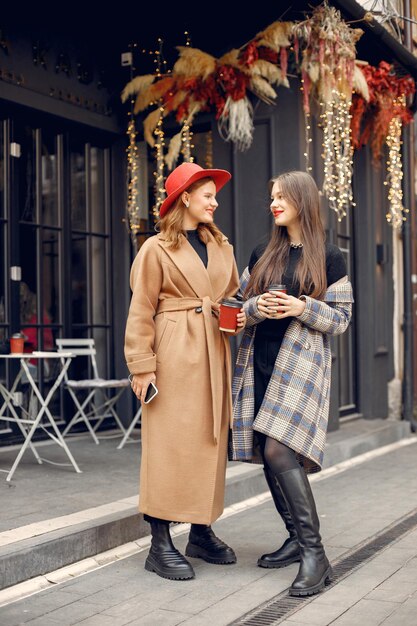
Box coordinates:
[0,351,82,481]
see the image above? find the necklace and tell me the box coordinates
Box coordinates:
[289,241,303,249]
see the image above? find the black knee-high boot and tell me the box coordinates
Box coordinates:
[145,518,195,580]
[258,467,300,568]
[186,524,237,564]
[275,467,332,596]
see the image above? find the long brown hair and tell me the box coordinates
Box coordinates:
[245,171,326,299]
[156,177,224,249]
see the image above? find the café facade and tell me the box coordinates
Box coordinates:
[1,2,416,446]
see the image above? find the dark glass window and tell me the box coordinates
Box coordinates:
[0,110,114,445]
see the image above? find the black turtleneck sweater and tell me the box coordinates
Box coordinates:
[186,229,208,268]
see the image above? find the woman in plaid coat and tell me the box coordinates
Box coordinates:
[230,171,353,597]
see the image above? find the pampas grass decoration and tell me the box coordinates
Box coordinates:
[306,62,320,85]
[218,97,254,150]
[121,74,156,103]
[134,77,174,114]
[249,75,277,104]
[164,89,187,114]
[218,49,241,67]
[144,109,163,147]
[174,46,216,80]
[256,21,293,51]
[165,132,182,170]
[252,60,285,85]
[353,64,370,102]
[165,101,201,169]
[187,102,202,122]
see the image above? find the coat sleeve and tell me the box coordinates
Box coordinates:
[296,278,353,336]
[124,239,163,374]
[238,267,265,327]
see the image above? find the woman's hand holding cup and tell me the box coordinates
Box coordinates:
[257,284,287,319]
[257,292,279,318]
[262,284,306,319]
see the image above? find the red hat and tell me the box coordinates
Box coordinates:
[159,162,231,218]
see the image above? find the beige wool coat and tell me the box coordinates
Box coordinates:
[124,231,239,524]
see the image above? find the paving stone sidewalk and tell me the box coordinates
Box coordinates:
[0,436,416,625]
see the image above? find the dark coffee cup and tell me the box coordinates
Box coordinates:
[266,284,286,315]
[267,284,287,294]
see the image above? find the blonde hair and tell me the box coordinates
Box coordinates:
[157,177,224,248]
[245,171,327,300]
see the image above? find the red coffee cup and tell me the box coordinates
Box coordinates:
[219,298,242,333]
[10,334,25,354]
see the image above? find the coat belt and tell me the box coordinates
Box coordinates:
[156,297,230,445]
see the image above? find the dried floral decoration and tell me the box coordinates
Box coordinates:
[121,5,416,233]
[350,61,415,162]
[293,2,364,221]
[121,22,293,159]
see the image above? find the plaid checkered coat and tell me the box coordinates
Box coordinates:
[230,269,353,473]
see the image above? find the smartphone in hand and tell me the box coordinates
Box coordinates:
[143,381,158,404]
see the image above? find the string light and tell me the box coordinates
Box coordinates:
[153,106,166,221]
[303,109,313,173]
[295,2,358,221]
[152,39,167,222]
[181,117,194,162]
[125,43,142,243]
[385,96,407,229]
[320,91,355,221]
[126,118,141,238]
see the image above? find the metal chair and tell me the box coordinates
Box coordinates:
[56,338,129,444]
[117,404,142,449]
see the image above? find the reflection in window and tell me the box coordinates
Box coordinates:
[0,123,6,344]
[21,127,36,222]
[71,151,86,230]
[41,139,58,226]
[0,220,6,344]
[72,235,87,324]
[42,230,60,323]
[91,148,106,233]
[20,280,54,353]
[91,236,106,325]
[0,122,4,218]
[93,327,108,378]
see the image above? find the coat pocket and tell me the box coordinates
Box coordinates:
[155,316,176,362]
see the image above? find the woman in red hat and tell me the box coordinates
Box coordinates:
[125,162,245,580]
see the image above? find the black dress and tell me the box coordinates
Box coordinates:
[248,243,347,417]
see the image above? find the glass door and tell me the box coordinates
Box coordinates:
[0,105,114,445]
[336,208,358,418]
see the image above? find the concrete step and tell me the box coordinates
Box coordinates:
[0,418,412,591]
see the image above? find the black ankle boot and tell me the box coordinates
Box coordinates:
[258,467,300,569]
[275,468,332,596]
[145,518,195,580]
[185,524,237,564]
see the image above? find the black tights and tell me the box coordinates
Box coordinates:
[256,432,300,475]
